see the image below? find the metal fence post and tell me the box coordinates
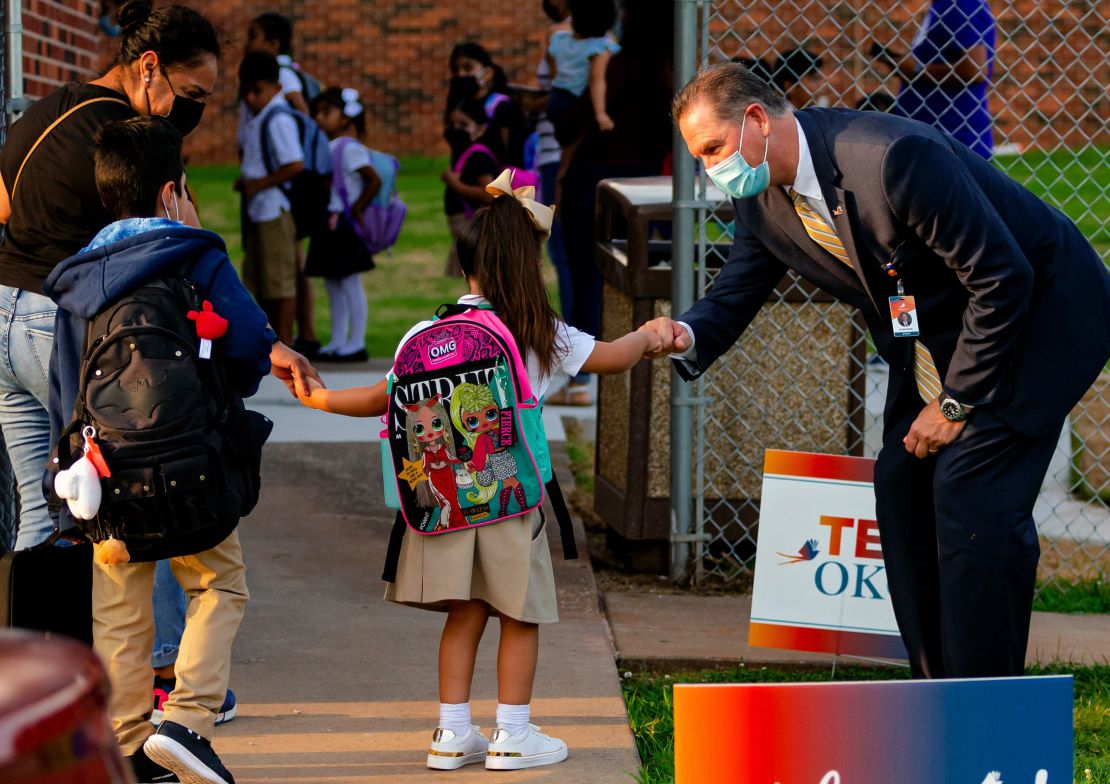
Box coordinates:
[4,0,23,130]
[670,0,699,583]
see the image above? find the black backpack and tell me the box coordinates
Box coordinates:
[48,271,273,562]
[260,105,333,239]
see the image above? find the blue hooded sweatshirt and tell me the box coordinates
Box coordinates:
[43,219,275,450]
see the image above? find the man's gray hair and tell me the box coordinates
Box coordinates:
[672,62,790,123]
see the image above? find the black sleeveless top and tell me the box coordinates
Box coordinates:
[0,82,134,292]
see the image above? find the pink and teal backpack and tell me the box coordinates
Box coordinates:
[379,304,576,581]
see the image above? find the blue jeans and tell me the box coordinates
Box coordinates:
[152,559,187,669]
[0,286,56,550]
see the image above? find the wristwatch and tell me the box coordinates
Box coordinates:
[939,395,971,422]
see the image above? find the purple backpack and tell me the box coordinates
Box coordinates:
[332,137,407,255]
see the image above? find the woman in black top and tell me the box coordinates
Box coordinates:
[0,0,222,549]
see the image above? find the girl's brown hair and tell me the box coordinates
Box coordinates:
[456,196,563,379]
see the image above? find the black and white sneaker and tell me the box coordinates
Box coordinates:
[127,747,181,783]
[143,720,236,784]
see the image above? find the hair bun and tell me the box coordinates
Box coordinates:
[117,0,153,35]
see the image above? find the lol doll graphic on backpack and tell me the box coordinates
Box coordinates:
[383,305,545,534]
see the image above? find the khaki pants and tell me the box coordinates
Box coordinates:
[242,210,297,300]
[92,531,248,754]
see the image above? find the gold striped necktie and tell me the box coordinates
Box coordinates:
[789,189,941,403]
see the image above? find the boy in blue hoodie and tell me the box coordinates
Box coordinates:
[44,116,270,784]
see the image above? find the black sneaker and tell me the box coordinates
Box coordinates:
[127,747,181,783]
[143,720,235,784]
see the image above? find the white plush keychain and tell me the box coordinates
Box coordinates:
[54,426,130,565]
[54,426,109,520]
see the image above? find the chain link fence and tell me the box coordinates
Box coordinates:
[680,0,1110,592]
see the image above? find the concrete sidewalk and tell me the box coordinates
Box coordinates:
[604,590,1110,668]
[212,441,638,783]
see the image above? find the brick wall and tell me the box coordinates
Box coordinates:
[182,0,554,164]
[9,2,1107,160]
[20,0,100,97]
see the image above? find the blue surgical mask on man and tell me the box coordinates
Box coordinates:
[705,112,770,199]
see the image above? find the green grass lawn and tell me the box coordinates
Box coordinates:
[623,663,1110,784]
[995,146,1110,259]
[186,144,1109,358]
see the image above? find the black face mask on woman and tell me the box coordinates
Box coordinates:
[146,65,206,137]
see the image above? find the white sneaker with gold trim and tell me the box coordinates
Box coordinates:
[485,724,568,770]
[426,724,488,770]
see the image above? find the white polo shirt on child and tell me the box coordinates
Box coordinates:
[240,94,303,224]
[326,138,375,213]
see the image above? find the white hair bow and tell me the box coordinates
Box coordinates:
[485,169,554,237]
[341,87,363,118]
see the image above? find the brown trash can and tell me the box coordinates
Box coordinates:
[592,177,866,573]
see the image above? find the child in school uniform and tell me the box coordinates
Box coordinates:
[296,170,662,771]
[243,10,324,357]
[236,51,304,346]
[306,87,382,362]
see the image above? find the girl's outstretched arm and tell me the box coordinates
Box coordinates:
[580,330,660,375]
[299,377,389,417]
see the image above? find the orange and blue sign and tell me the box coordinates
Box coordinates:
[751,450,906,659]
[675,676,1073,783]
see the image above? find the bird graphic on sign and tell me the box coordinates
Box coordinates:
[777,538,820,565]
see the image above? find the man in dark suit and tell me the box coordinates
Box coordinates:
[643,63,1110,678]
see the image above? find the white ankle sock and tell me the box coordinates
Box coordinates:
[495,703,530,736]
[438,702,472,737]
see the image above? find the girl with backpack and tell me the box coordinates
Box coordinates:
[441,98,501,276]
[442,42,525,277]
[306,87,383,362]
[296,170,661,771]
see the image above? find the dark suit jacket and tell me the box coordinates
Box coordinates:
[678,108,1110,436]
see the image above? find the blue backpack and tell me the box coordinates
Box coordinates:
[260,105,333,238]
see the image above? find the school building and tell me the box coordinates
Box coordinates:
[0,1,1104,160]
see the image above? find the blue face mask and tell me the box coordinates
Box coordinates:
[705,113,770,199]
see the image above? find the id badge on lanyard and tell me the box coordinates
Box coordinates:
[883,251,920,338]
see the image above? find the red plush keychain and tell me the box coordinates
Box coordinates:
[187,300,228,360]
